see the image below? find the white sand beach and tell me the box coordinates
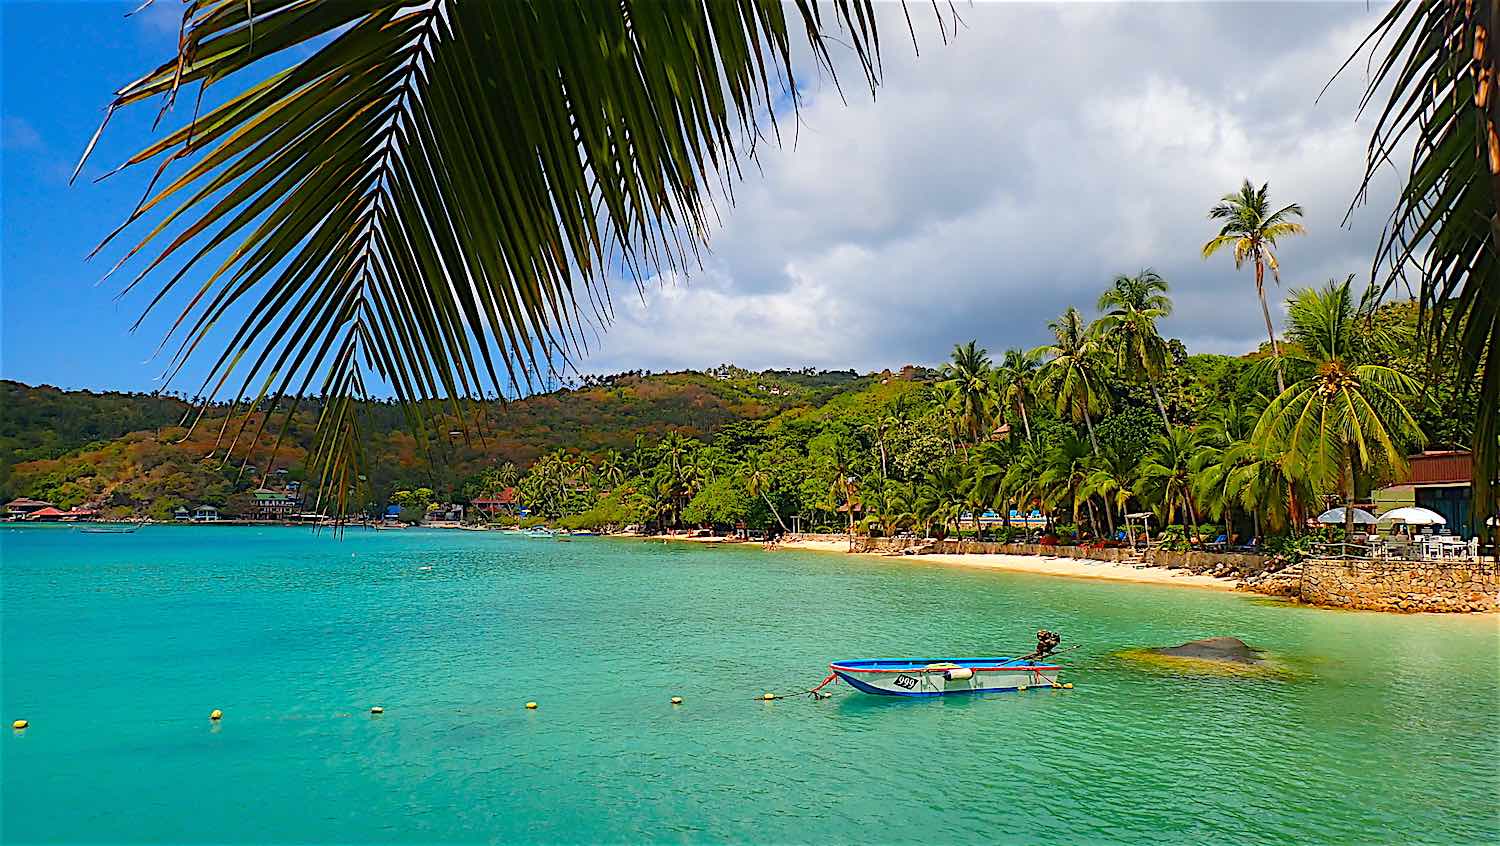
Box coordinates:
[776,537,1235,590]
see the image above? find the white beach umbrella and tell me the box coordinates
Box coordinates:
[1316,507,1377,525]
[1376,506,1447,526]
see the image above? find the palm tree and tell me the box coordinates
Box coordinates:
[940,341,996,450]
[994,348,1042,441]
[1096,269,1174,428]
[1137,426,1203,532]
[1202,180,1306,393]
[1034,307,1110,454]
[1356,5,1499,543]
[1253,278,1427,537]
[1041,434,1105,537]
[83,3,895,517]
[746,460,790,535]
[1082,446,1137,542]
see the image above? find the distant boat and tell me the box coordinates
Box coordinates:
[571,530,598,536]
[373,522,407,531]
[523,527,554,538]
[76,523,140,534]
[828,657,1062,696]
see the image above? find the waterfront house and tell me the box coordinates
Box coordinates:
[173,506,191,521]
[23,506,66,521]
[470,487,521,516]
[193,505,219,522]
[5,498,54,519]
[252,489,299,521]
[1375,450,1484,537]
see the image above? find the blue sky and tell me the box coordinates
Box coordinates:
[2,3,1400,394]
[2,1,193,391]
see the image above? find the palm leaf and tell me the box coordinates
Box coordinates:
[81,0,908,518]
[1353,1,1500,536]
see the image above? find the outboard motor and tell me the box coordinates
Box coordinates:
[1030,629,1061,659]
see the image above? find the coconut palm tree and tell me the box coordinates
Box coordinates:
[1041,434,1105,537]
[1137,426,1203,532]
[1356,3,1499,542]
[1253,278,1427,537]
[1096,269,1175,428]
[994,348,1042,442]
[1034,307,1110,454]
[1202,180,1306,393]
[746,459,790,535]
[940,341,996,451]
[1082,446,1137,541]
[83,3,896,517]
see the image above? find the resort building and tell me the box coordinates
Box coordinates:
[174,506,191,521]
[252,489,300,521]
[193,505,219,522]
[23,506,66,521]
[1375,450,1478,537]
[5,497,54,518]
[471,487,521,516]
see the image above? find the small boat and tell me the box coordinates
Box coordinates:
[523,527,555,538]
[828,657,1062,696]
[77,523,140,534]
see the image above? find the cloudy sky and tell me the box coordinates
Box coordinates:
[582,2,1401,375]
[1,2,1400,391]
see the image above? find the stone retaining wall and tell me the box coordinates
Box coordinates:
[853,537,1275,578]
[1300,559,1498,613]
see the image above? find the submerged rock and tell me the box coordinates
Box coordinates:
[1147,636,1264,665]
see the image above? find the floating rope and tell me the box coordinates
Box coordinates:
[757,673,841,701]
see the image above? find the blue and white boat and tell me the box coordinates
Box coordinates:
[828,657,1062,696]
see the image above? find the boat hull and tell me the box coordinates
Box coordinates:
[830,658,1061,696]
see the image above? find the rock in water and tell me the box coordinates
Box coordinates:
[1148,636,1263,665]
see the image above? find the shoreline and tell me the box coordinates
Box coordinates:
[634,533,1240,591]
[774,537,1238,591]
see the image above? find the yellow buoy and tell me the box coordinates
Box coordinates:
[12,719,28,730]
[1063,682,1074,689]
[762,693,776,701]
[525,701,538,710]
[209,709,223,721]
[670,696,683,705]
[370,706,384,715]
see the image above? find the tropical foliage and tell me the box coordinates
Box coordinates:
[11,275,1477,540]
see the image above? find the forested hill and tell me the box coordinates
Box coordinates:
[0,367,902,516]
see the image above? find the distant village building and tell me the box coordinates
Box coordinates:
[193,505,219,522]
[174,506,192,522]
[23,506,67,521]
[471,487,521,516]
[5,498,54,519]
[252,489,299,521]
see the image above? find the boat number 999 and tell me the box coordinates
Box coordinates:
[893,674,919,690]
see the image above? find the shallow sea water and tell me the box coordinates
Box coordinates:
[2,526,1497,844]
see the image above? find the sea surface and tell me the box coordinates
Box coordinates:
[1,526,1497,844]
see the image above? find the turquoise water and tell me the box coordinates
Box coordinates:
[2,526,1497,844]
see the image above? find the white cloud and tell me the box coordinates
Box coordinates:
[569,3,1402,373]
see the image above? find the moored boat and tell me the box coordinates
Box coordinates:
[76,523,140,534]
[828,657,1061,696]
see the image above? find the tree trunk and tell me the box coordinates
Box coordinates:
[1019,402,1033,441]
[1149,379,1171,430]
[1255,254,1287,394]
[762,490,790,534]
[1343,443,1356,539]
[1083,407,1100,454]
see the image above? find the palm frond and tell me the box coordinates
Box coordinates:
[1355,0,1500,535]
[83,0,904,518]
